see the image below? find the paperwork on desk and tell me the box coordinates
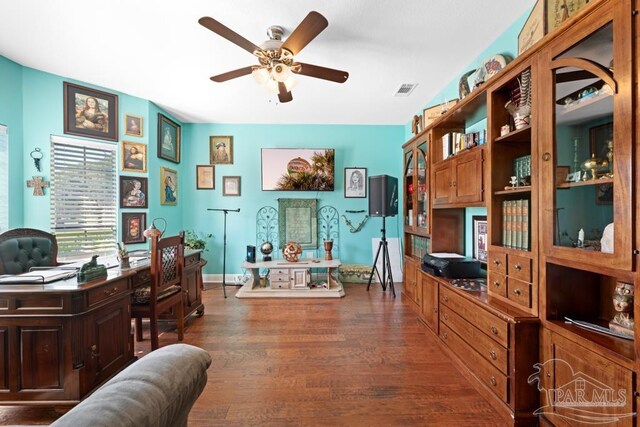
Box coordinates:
[0,269,77,284]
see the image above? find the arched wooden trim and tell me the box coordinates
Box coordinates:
[551,57,617,93]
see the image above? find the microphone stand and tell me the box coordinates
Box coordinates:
[208,208,240,298]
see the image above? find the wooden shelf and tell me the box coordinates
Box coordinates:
[556,177,613,189]
[556,87,613,125]
[493,186,532,195]
[493,125,531,143]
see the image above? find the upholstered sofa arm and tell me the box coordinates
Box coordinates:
[50,344,211,427]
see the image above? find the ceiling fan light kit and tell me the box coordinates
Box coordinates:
[199,11,348,103]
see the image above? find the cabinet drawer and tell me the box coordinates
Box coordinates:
[270,269,290,276]
[488,272,507,298]
[440,323,507,402]
[131,269,151,288]
[88,279,129,307]
[185,253,200,268]
[269,273,290,282]
[440,306,507,374]
[440,287,508,347]
[508,254,531,282]
[507,278,531,308]
[488,252,506,275]
[270,281,289,289]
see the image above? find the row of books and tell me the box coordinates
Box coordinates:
[441,130,486,160]
[502,199,530,250]
[410,235,430,260]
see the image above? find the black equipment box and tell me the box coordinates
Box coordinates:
[421,254,480,278]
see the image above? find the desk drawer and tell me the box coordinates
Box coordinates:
[508,254,531,283]
[270,279,290,289]
[185,253,201,268]
[88,279,129,307]
[507,278,531,308]
[488,252,506,275]
[440,306,507,374]
[440,287,508,347]
[131,269,151,288]
[488,272,507,298]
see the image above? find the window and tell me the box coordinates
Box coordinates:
[0,125,8,233]
[50,135,117,260]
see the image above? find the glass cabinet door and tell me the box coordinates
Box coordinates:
[542,4,632,270]
[416,141,428,231]
[404,149,415,227]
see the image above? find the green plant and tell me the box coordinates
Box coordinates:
[184,230,213,251]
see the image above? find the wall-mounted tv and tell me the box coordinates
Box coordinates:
[261,148,335,191]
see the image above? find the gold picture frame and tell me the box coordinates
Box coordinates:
[124,114,143,137]
[121,141,147,173]
[160,166,178,205]
[210,136,233,165]
[519,0,547,55]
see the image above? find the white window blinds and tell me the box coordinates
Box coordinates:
[50,135,117,260]
[0,125,7,233]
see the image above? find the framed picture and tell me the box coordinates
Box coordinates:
[278,198,318,249]
[119,176,148,208]
[589,122,613,160]
[160,167,178,205]
[519,0,546,55]
[209,136,233,165]
[344,167,367,198]
[157,113,181,163]
[596,183,613,205]
[472,215,488,263]
[122,212,146,244]
[546,0,589,32]
[125,114,143,137]
[63,82,118,141]
[222,176,241,196]
[121,141,147,173]
[555,165,570,183]
[196,165,215,190]
[261,148,335,191]
[423,99,459,128]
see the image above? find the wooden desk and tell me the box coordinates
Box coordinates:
[0,250,205,406]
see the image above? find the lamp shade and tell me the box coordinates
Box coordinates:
[252,67,269,86]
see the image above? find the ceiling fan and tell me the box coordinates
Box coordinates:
[198,11,349,103]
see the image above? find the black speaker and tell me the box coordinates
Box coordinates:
[368,175,398,217]
[246,245,256,263]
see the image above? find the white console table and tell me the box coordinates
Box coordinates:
[237,258,345,298]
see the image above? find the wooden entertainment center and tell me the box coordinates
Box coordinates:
[402,0,639,425]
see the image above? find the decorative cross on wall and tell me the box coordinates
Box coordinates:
[26,176,49,196]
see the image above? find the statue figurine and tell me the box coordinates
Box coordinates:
[77,255,108,284]
[609,282,634,338]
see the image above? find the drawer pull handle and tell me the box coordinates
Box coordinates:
[491,326,498,335]
[443,313,449,320]
[490,376,497,386]
[493,260,501,266]
[490,351,497,360]
[103,287,119,296]
[90,344,100,359]
[443,296,449,303]
[442,332,448,339]
[514,263,522,271]
[493,280,500,287]
[514,288,522,296]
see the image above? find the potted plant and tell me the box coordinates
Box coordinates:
[184,230,213,251]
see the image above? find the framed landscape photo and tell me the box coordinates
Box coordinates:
[472,215,488,263]
[222,176,241,196]
[344,167,367,198]
[160,167,178,205]
[209,136,233,165]
[119,176,148,208]
[157,113,181,163]
[122,212,146,244]
[125,114,143,137]
[261,148,335,191]
[121,141,147,173]
[518,0,546,55]
[196,165,215,190]
[63,82,118,141]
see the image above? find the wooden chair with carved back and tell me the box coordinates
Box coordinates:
[131,231,185,350]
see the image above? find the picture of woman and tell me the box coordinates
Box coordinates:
[344,167,367,198]
[125,147,144,170]
[121,141,147,173]
[64,82,118,142]
[125,115,142,137]
[119,176,148,208]
[165,176,176,202]
[127,180,145,206]
[157,113,181,163]
[75,95,108,132]
[160,167,178,205]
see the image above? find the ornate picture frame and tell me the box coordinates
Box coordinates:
[122,212,146,244]
[124,114,143,137]
[344,167,367,198]
[119,176,148,208]
[63,82,118,141]
[121,141,147,173]
[209,136,233,165]
[196,165,215,190]
[222,176,241,196]
[472,215,488,263]
[157,113,181,163]
[277,198,318,249]
[160,166,178,205]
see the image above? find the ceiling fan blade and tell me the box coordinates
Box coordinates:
[278,83,293,103]
[210,66,254,82]
[281,11,328,55]
[198,16,262,55]
[292,62,349,83]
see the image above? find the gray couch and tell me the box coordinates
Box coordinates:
[51,344,211,427]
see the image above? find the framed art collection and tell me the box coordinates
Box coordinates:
[196,165,215,190]
[344,167,367,198]
[121,141,147,173]
[209,136,233,165]
[472,215,488,263]
[125,114,143,137]
[157,113,181,163]
[160,167,178,205]
[63,82,118,141]
[119,176,148,208]
[222,176,241,196]
[122,212,146,244]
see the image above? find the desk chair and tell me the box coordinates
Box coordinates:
[131,232,185,350]
[0,228,59,275]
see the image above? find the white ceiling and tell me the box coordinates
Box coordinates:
[0,0,533,125]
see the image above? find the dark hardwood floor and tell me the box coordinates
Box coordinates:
[0,283,506,426]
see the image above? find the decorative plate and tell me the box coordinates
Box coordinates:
[482,55,507,81]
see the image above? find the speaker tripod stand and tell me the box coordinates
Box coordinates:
[208,208,240,298]
[367,216,396,297]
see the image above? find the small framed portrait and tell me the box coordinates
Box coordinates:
[196,165,215,190]
[589,122,613,160]
[63,82,118,141]
[122,212,146,244]
[157,113,181,163]
[210,136,233,165]
[120,176,148,208]
[124,114,143,137]
[121,141,147,173]
[344,167,367,198]
[160,167,178,205]
[223,176,241,196]
[472,215,488,264]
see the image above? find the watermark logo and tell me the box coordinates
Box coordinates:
[528,359,634,424]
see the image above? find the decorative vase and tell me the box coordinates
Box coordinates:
[282,241,302,262]
[324,240,334,261]
[513,112,530,130]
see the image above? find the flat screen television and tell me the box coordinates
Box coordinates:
[261,148,335,191]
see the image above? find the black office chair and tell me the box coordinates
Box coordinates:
[0,228,59,275]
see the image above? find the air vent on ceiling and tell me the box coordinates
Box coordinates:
[394,83,418,97]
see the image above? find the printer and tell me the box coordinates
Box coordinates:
[421,253,480,278]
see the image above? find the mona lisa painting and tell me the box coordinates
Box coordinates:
[64,82,118,141]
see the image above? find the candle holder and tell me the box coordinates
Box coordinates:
[324,239,334,261]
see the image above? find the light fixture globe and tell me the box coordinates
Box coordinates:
[272,63,292,82]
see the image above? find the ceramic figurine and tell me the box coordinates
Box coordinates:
[609,282,634,338]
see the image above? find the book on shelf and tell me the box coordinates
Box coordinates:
[504,200,512,248]
[501,198,530,250]
[522,199,529,250]
[515,200,523,249]
[441,130,487,161]
[502,201,507,247]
